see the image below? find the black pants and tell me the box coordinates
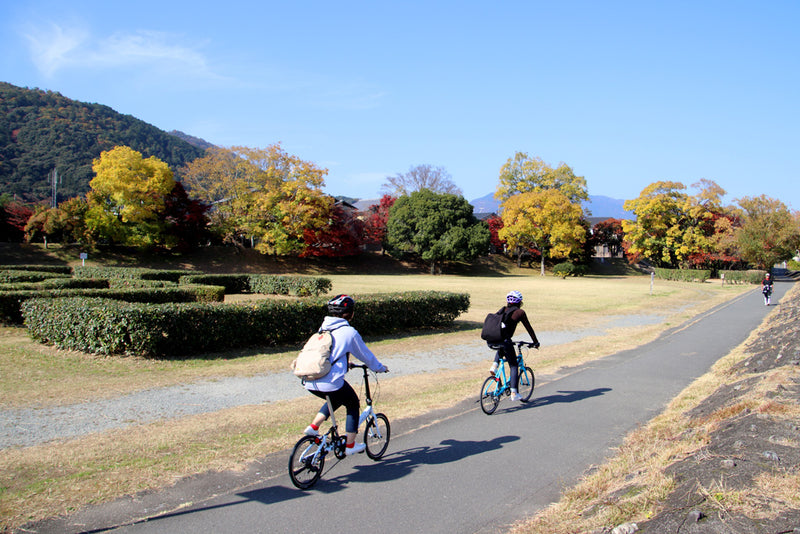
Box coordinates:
[492,339,519,389]
[309,381,360,433]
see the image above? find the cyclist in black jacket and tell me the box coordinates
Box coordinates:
[488,291,540,401]
[761,272,774,306]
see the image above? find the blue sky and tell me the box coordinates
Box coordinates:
[2,1,799,209]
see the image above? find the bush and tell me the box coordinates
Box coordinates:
[0,265,72,274]
[1,285,223,324]
[0,278,110,291]
[788,259,800,271]
[73,266,201,282]
[248,274,332,296]
[718,270,765,285]
[552,262,588,279]
[22,290,470,357]
[653,268,711,282]
[180,274,251,294]
[0,269,71,284]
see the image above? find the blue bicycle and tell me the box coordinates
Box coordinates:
[480,340,537,414]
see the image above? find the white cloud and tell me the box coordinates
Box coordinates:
[23,22,215,79]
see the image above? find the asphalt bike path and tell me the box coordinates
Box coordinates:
[33,279,791,534]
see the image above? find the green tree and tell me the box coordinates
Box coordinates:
[385,189,490,274]
[735,195,800,269]
[85,146,176,246]
[498,189,585,274]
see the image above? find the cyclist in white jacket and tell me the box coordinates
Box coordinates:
[303,295,388,455]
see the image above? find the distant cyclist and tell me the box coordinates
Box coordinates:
[761,272,774,306]
[303,295,388,455]
[488,291,540,401]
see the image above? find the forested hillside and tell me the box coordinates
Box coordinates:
[0,82,206,203]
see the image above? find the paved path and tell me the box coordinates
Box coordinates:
[27,277,794,534]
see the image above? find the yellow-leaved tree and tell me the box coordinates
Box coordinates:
[496,153,588,274]
[622,180,726,268]
[498,189,585,274]
[86,146,175,246]
[182,144,331,254]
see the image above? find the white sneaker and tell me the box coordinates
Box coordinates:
[345,442,366,456]
[304,425,319,436]
[488,362,498,374]
[511,392,522,402]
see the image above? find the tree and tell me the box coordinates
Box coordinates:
[590,218,625,257]
[0,196,34,242]
[85,146,176,246]
[24,197,90,245]
[735,195,800,269]
[182,145,331,255]
[161,182,211,250]
[385,189,490,274]
[622,180,734,268]
[361,195,396,252]
[496,152,589,204]
[486,214,506,253]
[301,203,364,257]
[382,164,462,196]
[498,189,585,274]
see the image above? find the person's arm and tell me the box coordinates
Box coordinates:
[513,309,540,346]
[347,329,388,372]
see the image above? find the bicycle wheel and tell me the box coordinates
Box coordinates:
[288,435,325,489]
[480,376,501,415]
[518,366,535,402]
[364,413,391,459]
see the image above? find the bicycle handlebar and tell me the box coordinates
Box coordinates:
[349,363,389,372]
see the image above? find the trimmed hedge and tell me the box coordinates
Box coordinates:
[653,268,711,282]
[1,285,224,325]
[0,278,110,291]
[22,290,470,357]
[719,270,766,284]
[0,265,72,274]
[73,266,201,282]
[248,274,332,296]
[0,269,71,284]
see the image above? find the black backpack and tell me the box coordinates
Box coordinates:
[480,307,513,343]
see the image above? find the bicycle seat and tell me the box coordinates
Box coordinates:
[487,343,505,350]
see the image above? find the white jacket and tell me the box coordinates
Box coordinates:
[303,316,387,392]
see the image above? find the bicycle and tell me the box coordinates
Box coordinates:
[288,364,391,489]
[480,340,537,415]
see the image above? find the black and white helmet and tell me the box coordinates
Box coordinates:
[327,294,355,314]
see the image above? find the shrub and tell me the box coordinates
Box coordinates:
[180,274,250,294]
[653,268,711,282]
[0,269,71,284]
[22,291,470,357]
[0,265,72,274]
[73,266,201,282]
[1,285,223,324]
[552,262,588,279]
[248,274,332,296]
[718,270,765,285]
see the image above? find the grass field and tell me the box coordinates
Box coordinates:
[0,246,756,530]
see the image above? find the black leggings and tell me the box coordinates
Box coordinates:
[492,340,519,389]
[309,381,360,433]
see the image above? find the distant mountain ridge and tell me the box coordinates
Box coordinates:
[470,192,632,219]
[0,82,205,202]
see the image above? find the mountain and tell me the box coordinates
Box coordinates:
[0,82,206,203]
[168,130,216,151]
[470,192,633,220]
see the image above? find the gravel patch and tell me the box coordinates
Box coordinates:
[1,314,666,449]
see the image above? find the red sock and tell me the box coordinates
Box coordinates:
[346,442,354,448]
[310,423,319,431]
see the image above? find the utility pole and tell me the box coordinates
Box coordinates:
[49,168,61,208]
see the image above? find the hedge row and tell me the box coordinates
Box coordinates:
[73,266,200,282]
[1,285,224,325]
[653,268,712,282]
[719,270,766,284]
[22,291,470,358]
[0,265,72,274]
[179,274,331,296]
[0,269,71,284]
